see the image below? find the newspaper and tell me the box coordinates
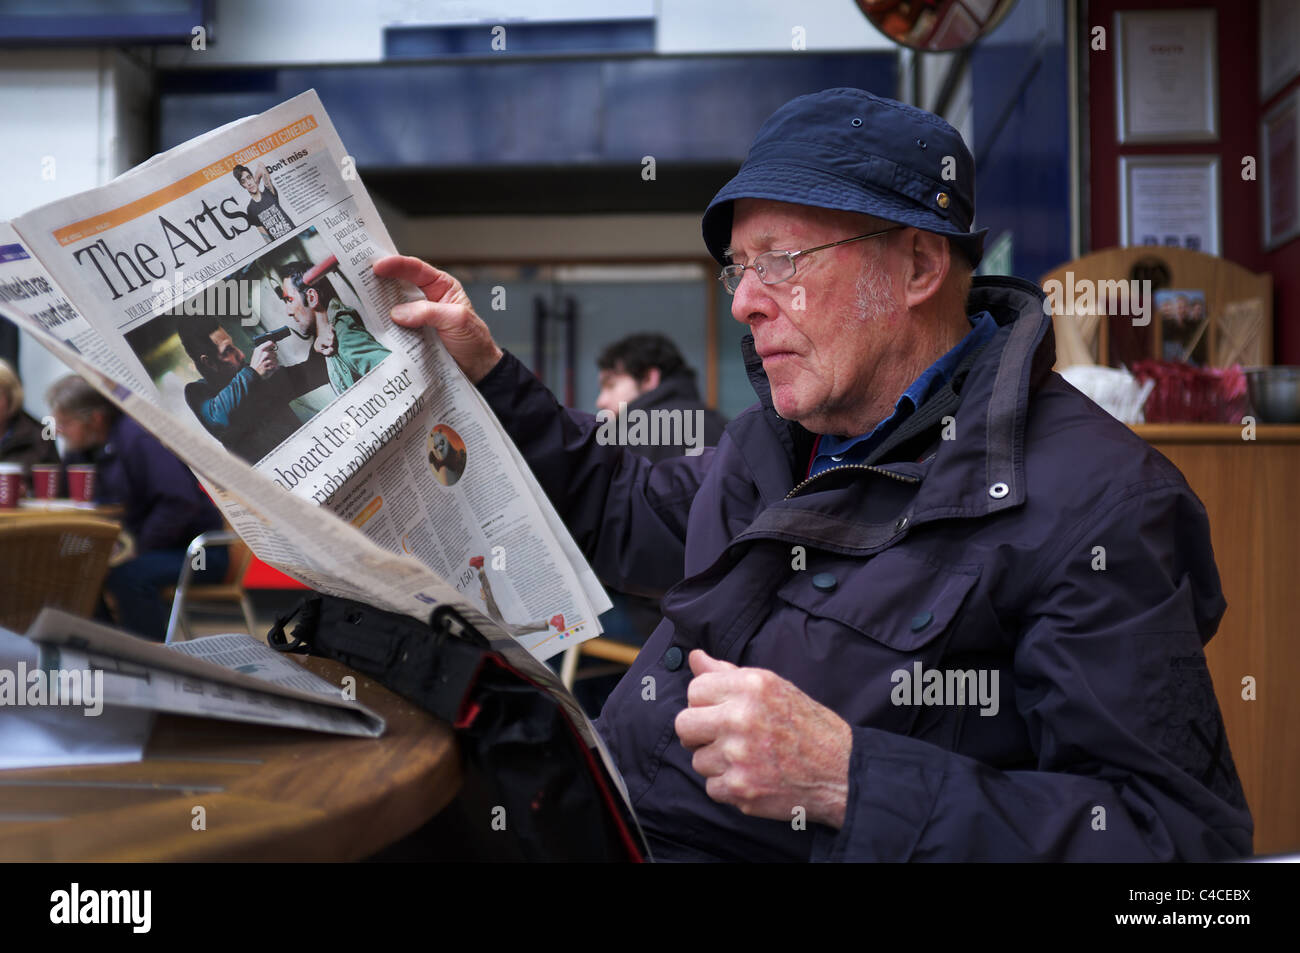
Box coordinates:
[24,608,383,737]
[0,91,610,676]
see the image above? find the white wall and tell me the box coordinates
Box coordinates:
[657,0,891,53]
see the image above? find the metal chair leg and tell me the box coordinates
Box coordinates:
[239,593,258,638]
[560,645,581,690]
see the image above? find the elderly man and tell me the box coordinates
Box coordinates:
[373,88,1251,861]
[49,375,226,640]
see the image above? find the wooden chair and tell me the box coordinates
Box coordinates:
[163,529,257,643]
[560,638,642,691]
[1040,247,1273,371]
[0,514,122,632]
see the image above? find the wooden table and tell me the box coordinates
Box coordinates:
[1132,424,1300,856]
[0,502,122,520]
[0,657,460,861]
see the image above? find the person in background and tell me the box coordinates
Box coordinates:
[0,358,60,483]
[578,335,729,713]
[595,334,727,464]
[47,375,228,641]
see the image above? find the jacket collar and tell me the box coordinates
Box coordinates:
[740,275,1055,524]
[627,369,704,412]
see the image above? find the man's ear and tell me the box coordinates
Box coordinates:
[902,229,951,310]
[639,367,662,392]
[305,287,320,310]
[199,354,217,374]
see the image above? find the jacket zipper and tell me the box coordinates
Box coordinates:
[784,463,920,500]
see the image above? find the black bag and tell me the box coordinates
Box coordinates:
[267,593,647,862]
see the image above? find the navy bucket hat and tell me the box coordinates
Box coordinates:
[702,87,988,268]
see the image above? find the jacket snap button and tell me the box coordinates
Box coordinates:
[989,482,1009,499]
[812,573,837,592]
[663,646,684,671]
[911,611,933,631]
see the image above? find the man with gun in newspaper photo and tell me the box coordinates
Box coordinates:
[178,315,328,465]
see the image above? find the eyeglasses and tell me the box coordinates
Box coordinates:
[718,225,902,295]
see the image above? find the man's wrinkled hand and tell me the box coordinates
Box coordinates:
[373,254,503,383]
[674,649,851,829]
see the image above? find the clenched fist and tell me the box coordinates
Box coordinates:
[674,649,852,829]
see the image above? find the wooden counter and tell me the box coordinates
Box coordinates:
[1131,423,1300,855]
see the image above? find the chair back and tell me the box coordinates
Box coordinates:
[0,515,121,631]
[1040,247,1272,370]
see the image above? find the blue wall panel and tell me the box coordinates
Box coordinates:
[969,0,1072,283]
[157,53,894,170]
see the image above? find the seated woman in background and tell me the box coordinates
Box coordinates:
[0,358,60,480]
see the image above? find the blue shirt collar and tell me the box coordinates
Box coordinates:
[812,310,999,472]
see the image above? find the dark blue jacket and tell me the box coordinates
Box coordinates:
[76,414,221,552]
[477,276,1252,862]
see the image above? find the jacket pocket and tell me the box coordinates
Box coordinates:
[774,547,981,653]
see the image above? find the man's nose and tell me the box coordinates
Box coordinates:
[730,269,774,325]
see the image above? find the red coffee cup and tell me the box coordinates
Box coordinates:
[30,464,60,499]
[0,463,22,509]
[66,464,96,503]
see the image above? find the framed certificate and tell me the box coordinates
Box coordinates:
[1115,10,1219,143]
[1119,155,1221,256]
[1260,0,1300,102]
[1262,89,1300,251]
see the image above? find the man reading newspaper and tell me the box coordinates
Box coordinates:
[369,88,1251,863]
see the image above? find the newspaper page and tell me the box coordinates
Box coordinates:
[3,90,610,661]
[26,609,383,737]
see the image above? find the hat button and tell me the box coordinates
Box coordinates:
[936,192,950,209]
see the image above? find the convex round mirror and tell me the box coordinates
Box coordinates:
[856,0,1018,52]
